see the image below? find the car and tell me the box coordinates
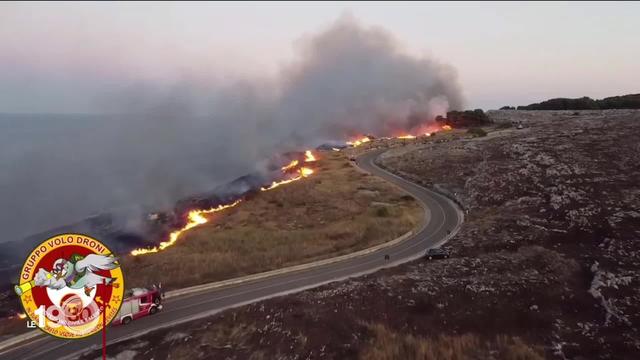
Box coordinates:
[425,248,450,260]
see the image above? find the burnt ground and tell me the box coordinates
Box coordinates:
[79,110,639,359]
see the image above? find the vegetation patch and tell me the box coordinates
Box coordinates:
[467,127,487,137]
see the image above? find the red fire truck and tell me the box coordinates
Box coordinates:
[111,286,163,326]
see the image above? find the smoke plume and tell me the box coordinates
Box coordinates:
[0,16,463,244]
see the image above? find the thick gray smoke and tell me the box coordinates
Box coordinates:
[275,17,464,140]
[0,16,463,244]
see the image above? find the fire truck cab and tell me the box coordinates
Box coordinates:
[112,286,163,326]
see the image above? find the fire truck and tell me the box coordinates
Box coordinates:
[111,286,163,326]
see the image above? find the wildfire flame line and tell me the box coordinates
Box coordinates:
[397,134,416,139]
[304,150,317,162]
[131,200,242,256]
[261,167,314,191]
[347,137,371,147]
[130,150,318,257]
[281,159,299,171]
[347,125,450,144]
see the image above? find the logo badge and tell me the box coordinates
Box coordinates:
[15,234,124,339]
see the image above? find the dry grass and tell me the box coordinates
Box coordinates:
[0,317,25,336]
[198,322,257,348]
[361,324,544,360]
[122,151,423,289]
[166,322,266,360]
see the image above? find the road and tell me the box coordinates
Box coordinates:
[0,148,463,360]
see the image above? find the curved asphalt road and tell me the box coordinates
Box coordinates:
[0,148,462,360]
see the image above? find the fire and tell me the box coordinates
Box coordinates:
[131,149,318,256]
[281,159,299,171]
[442,125,452,131]
[347,136,371,147]
[282,150,314,172]
[396,134,416,140]
[131,200,242,256]
[424,132,432,137]
[264,150,316,191]
[300,167,314,176]
[261,167,314,191]
[261,177,299,191]
[304,150,317,162]
[17,312,26,319]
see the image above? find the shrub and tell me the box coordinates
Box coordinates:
[438,109,491,128]
[400,195,414,201]
[375,207,390,217]
[516,93,640,110]
[467,127,487,137]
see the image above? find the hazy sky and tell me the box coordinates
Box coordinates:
[1,1,638,113]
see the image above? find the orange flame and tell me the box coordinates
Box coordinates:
[347,137,371,147]
[396,134,416,140]
[281,159,299,171]
[304,150,317,162]
[131,200,242,256]
[261,167,314,191]
[131,149,318,256]
[300,167,314,176]
[442,125,452,131]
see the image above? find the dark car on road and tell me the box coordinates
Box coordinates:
[425,248,450,260]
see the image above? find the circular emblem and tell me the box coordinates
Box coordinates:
[15,234,124,339]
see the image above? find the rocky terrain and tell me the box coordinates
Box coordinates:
[79,110,639,359]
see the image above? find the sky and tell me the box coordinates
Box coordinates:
[0,1,639,113]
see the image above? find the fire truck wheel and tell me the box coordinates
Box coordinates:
[123,316,132,325]
[150,306,158,315]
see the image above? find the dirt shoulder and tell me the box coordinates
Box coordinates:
[79,110,639,360]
